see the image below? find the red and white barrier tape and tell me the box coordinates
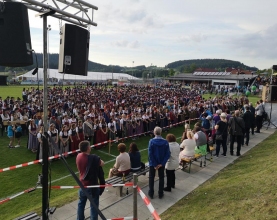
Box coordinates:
[137,186,161,220]
[0,118,197,173]
[37,182,133,189]
[0,187,36,205]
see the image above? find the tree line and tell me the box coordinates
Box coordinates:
[0,55,260,78]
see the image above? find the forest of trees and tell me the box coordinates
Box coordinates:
[0,55,259,78]
[166,59,258,72]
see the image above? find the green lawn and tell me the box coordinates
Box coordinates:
[161,131,277,220]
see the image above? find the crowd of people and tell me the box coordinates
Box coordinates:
[0,84,267,158]
[0,83,269,219]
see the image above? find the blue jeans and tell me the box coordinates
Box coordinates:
[148,166,165,197]
[77,188,100,220]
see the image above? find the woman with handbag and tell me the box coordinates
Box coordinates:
[214,113,228,157]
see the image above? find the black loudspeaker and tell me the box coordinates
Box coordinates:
[269,85,277,102]
[0,2,33,67]
[58,24,90,76]
[0,75,7,85]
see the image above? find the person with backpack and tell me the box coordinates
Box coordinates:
[76,141,105,220]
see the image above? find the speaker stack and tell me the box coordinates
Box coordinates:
[268,85,277,102]
[58,23,90,76]
[0,2,33,67]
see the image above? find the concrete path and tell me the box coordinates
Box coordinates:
[51,128,276,220]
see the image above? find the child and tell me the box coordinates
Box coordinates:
[15,122,22,147]
[7,121,15,148]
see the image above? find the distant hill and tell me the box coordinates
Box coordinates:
[166,59,258,72]
[0,56,258,78]
[0,53,121,73]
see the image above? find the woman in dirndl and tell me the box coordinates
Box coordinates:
[76,120,84,147]
[69,123,79,153]
[59,125,69,157]
[28,119,38,153]
[47,123,59,156]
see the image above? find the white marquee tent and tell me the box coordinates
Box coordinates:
[17,68,140,81]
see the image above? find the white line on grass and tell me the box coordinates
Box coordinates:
[97,150,117,158]
[50,159,116,184]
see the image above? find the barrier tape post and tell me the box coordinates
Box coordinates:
[133,173,138,220]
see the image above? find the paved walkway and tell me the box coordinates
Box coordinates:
[51,128,276,220]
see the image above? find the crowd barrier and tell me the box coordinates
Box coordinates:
[0,175,161,220]
[0,187,36,205]
[0,118,199,173]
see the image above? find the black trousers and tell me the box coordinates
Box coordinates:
[230,135,243,156]
[256,115,263,132]
[165,169,175,189]
[242,127,250,145]
[148,166,165,197]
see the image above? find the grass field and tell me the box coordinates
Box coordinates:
[0,123,188,220]
[161,131,277,220]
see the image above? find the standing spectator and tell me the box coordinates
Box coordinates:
[69,123,79,153]
[148,126,170,199]
[28,119,38,153]
[76,141,105,220]
[108,117,116,143]
[7,121,15,148]
[37,127,44,160]
[254,101,264,133]
[229,110,245,156]
[14,122,22,147]
[214,113,228,157]
[83,116,94,144]
[59,125,69,156]
[76,120,84,146]
[242,106,255,146]
[249,103,256,135]
[48,123,59,156]
[164,134,179,192]
[1,109,10,136]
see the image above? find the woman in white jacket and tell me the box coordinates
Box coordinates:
[179,131,196,162]
[164,133,180,192]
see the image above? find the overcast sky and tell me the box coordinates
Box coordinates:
[28,0,277,69]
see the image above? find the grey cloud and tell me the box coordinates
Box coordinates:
[114,40,129,47]
[226,24,277,58]
[178,33,208,43]
[111,40,140,49]
[129,40,140,48]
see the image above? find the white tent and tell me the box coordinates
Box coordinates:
[17,68,140,81]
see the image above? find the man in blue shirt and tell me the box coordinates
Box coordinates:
[148,127,170,199]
